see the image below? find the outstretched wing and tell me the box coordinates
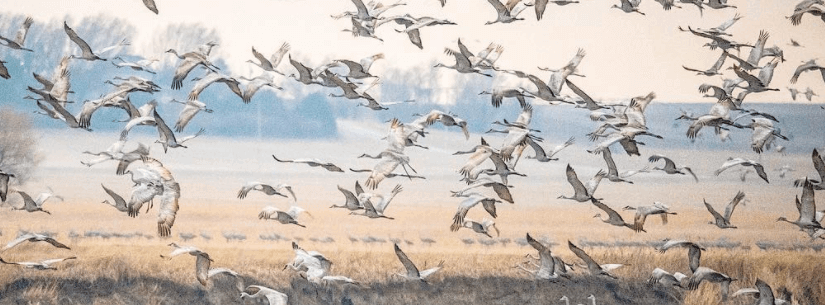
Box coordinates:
[394,243,420,278]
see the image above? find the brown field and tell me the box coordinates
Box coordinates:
[1,131,825,304]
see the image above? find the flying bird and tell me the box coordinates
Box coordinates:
[272,155,344,172]
[714,157,768,183]
[0,17,33,52]
[2,233,71,252]
[703,191,745,229]
[393,243,443,281]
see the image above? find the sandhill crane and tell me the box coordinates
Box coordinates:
[788,1,825,26]
[648,268,685,288]
[237,182,294,200]
[568,241,617,279]
[165,48,219,90]
[333,53,384,81]
[539,49,587,96]
[287,55,323,86]
[37,95,91,131]
[683,52,727,76]
[733,278,794,305]
[0,171,14,202]
[0,256,76,270]
[565,80,607,111]
[656,239,704,273]
[453,138,495,177]
[705,0,735,9]
[715,157,769,183]
[364,150,413,189]
[2,233,70,252]
[161,243,213,285]
[101,184,129,213]
[704,191,745,229]
[479,89,530,108]
[393,243,443,281]
[0,60,9,79]
[600,147,633,184]
[343,17,383,41]
[207,268,244,292]
[333,0,405,20]
[0,17,33,52]
[684,26,749,51]
[732,64,779,95]
[451,39,505,70]
[240,285,288,305]
[737,117,788,153]
[187,72,242,102]
[332,182,364,210]
[525,136,574,162]
[654,0,681,10]
[648,154,698,182]
[390,14,457,37]
[156,181,181,237]
[460,150,524,185]
[612,0,645,15]
[778,179,824,237]
[687,266,736,301]
[699,12,743,36]
[794,149,825,190]
[350,168,425,180]
[285,241,330,273]
[435,46,492,77]
[450,193,501,231]
[516,233,561,280]
[272,154,344,172]
[352,184,402,219]
[126,181,164,217]
[325,71,385,109]
[63,22,109,61]
[589,126,662,156]
[503,69,570,104]
[623,202,676,232]
[111,57,157,74]
[169,99,212,133]
[484,0,528,24]
[12,190,63,214]
[559,165,605,202]
[259,206,310,227]
[141,0,158,14]
[149,110,203,153]
[591,199,640,232]
[238,74,283,104]
[452,178,514,203]
[415,110,470,140]
[248,43,290,75]
[803,87,818,101]
[460,218,499,237]
[790,59,825,84]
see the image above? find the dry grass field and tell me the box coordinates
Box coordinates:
[1,132,824,304]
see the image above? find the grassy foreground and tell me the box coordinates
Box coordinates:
[0,242,823,305]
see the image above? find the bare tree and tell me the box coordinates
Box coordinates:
[0,107,42,184]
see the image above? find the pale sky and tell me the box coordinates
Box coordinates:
[2,0,824,104]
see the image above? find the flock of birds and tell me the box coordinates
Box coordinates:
[1,0,825,304]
